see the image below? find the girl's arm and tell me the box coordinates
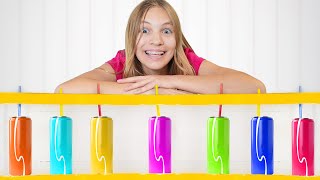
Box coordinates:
[55,62,193,94]
[118,60,266,94]
[54,63,132,94]
[171,60,266,94]
[143,87,193,95]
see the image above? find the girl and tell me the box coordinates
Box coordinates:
[55,0,266,94]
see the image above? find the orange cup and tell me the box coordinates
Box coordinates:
[9,116,32,175]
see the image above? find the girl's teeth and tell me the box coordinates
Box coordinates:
[145,51,165,55]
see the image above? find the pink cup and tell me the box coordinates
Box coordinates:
[292,118,314,176]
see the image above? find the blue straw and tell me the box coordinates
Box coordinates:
[18,86,21,117]
[298,86,302,119]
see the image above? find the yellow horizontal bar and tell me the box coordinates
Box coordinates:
[0,174,319,180]
[0,92,319,105]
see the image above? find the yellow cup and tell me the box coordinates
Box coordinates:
[90,116,113,174]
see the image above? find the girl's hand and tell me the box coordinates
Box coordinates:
[158,88,193,94]
[135,87,193,95]
[117,75,173,94]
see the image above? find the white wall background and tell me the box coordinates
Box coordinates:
[0,0,320,175]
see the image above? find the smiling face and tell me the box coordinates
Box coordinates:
[135,7,176,75]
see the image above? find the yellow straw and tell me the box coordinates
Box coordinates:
[257,89,261,117]
[59,88,64,116]
[155,85,160,117]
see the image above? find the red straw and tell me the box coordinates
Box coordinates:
[218,83,223,117]
[97,83,102,117]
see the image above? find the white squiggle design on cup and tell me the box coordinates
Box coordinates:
[95,117,107,174]
[153,116,165,173]
[54,117,66,174]
[296,118,308,176]
[255,117,267,175]
[211,117,223,174]
[13,117,26,175]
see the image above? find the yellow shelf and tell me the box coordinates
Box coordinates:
[1,92,319,179]
[0,174,319,180]
[0,92,319,180]
[0,92,319,105]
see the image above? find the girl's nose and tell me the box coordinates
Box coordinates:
[150,33,164,45]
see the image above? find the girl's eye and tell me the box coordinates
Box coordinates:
[163,28,173,34]
[142,28,149,33]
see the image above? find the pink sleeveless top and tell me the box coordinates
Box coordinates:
[106,48,204,80]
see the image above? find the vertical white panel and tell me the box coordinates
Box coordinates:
[41,0,67,167]
[253,0,278,92]
[313,105,320,173]
[64,106,91,173]
[182,0,207,57]
[28,105,51,174]
[230,0,254,75]
[65,0,92,165]
[91,0,113,68]
[0,0,20,92]
[44,0,67,93]
[20,0,44,92]
[113,0,138,53]
[166,0,184,27]
[278,0,300,92]
[227,1,256,167]
[207,0,231,67]
[67,0,91,79]
[112,106,151,173]
[301,0,320,91]
[0,105,8,174]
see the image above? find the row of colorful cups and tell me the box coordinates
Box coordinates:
[8,115,314,176]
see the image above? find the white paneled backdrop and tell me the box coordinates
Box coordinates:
[0,0,320,175]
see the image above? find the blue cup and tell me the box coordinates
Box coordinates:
[251,116,274,175]
[50,116,72,174]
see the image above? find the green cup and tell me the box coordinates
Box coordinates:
[207,116,230,174]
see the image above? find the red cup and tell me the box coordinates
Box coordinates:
[292,118,314,176]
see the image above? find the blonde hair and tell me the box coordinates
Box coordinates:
[123,0,195,78]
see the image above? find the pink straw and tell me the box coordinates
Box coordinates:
[218,83,223,117]
[97,83,102,117]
